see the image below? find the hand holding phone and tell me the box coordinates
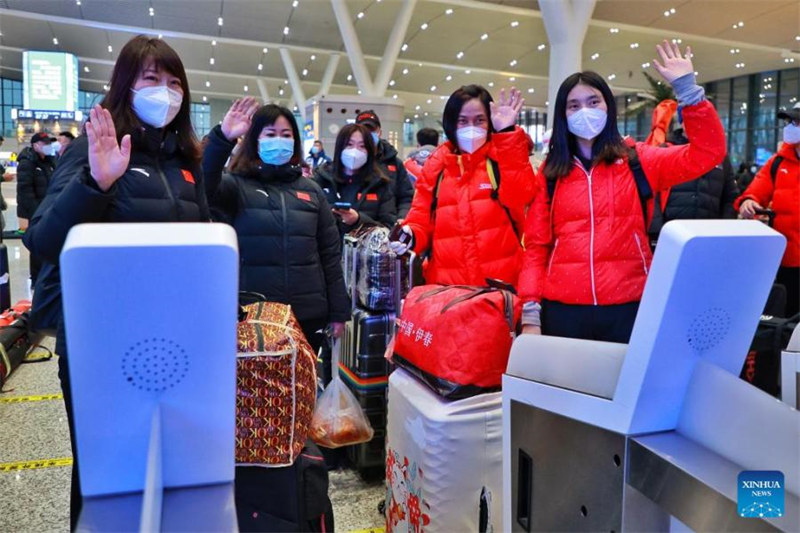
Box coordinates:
[333,201,352,210]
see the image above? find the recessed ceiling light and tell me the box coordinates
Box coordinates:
[202,96,207,102]
[456,51,464,59]
[218,17,223,26]
[263,47,268,53]
[488,82,494,87]
[537,44,546,51]
[481,33,489,40]
[389,79,395,86]
[445,75,452,81]
[414,114,419,118]
[465,69,471,74]
[426,99,432,104]
[357,12,364,19]
[430,85,437,91]
[608,74,616,80]
[84,66,90,72]
[610,28,619,33]
[212,40,217,46]
[257,63,263,71]
[205,80,211,87]
[108,45,113,53]
[53,37,59,45]
[510,21,519,27]
[671,38,682,44]
[310,55,316,61]
[209,57,215,65]
[509,76,516,81]
[393,94,398,99]
[347,74,353,81]
[445,8,453,15]
[527,88,534,93]
[402,68,409,75]
[302,68,308,76]
[279,88,284,95]
[420,23,428,30]
[405,118,410,123]
[510,60,517,67]
[149,7,154,16]
[630,43,639,49]
[642,62,651,68]
[401,43,408,52]
[591,53,600,60]
[243,85,248,92]
[283,26,289,35]
[292,0,299,6]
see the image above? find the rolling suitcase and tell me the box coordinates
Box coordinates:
[0,240,10,312]
[385,368,503,532]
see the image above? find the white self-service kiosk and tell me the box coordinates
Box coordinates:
[504,220,799,532]
[60,223,239,532]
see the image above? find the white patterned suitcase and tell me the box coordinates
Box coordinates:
[385,368,503,532]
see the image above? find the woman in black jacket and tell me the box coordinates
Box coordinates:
[312,123,397,238]
[22,35,208,530]
[203,99,349,349]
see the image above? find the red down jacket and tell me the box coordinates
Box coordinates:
[734,143,799,267]
[404,127,536,287]
[519,99,726,305]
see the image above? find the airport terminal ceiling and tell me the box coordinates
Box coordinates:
[0,0,797,116]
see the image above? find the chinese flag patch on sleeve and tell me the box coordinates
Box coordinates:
[297,191,311,201]
[181,169,195,184]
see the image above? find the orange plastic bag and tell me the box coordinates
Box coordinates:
[309,337,374,448]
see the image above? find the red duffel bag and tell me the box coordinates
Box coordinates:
[393,284,521,399]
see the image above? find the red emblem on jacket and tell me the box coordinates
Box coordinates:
[181,169,195,184]
[297,192,311,201]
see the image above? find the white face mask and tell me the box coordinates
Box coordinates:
[456,126,488,154]
[131,86,183,128]
[567,107,608,141]
[784,123,800,145]
[341,147,368,171]
[43,142,60,157]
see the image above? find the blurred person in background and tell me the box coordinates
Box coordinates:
[735,160,757,191]
[305,139,332,170]
[736,101,800,317]
[57,131,76,158]
[404,127,439,185]
[355,110,414,218]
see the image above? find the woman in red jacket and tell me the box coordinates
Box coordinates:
[389,85,536,287]
[736,103,800,316]
[519,41,726,342]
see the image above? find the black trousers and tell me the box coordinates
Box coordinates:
[299,318,328,355]
[541,299,640,343]
[58,355,82,531]
[29,253,43,286]
[776,266,799,318]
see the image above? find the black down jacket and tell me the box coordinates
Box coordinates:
[649,129,739,239]
[203,126,349,325]
[376,139,414,219]
[312,161,397,239]
[16,146,56,219]
[23,127,210,357]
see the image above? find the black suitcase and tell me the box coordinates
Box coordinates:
[740,312,799,396]
[342,308,394,378]
[235,440,334,532]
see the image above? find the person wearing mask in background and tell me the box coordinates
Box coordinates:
[306,139,331,170]
[203,98,349,351]
[736,101,800,317]
[735,161,757,191]
[520,41,726,342]
[17,132,58,285]
[355,110,414,218]
[57,131,76,158]
[313,123,397,239]
[404,127,439,186]
[388,85,536,288]
[648,126,739,246]
[23,35,208,529]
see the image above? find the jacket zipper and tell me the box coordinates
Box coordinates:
[279,189,290,301]
[575,158,599,305]
[547,239,559,276]
[155,158,179,221]
[633,233,649,274]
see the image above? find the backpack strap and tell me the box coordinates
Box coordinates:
[486,158,521,243]
[626,146,654,230]
[770,156,784,184]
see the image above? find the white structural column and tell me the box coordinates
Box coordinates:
[539,0,597,127]
[372,0,418,96]
[313,53,342,99]
[255,78,270,103]
[331,0,375,96]
[279,47,307,120]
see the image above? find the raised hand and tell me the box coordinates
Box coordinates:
[490,87,524,131]
[221,97,261,142]
[86,105,131,192]
[652,40,695,85]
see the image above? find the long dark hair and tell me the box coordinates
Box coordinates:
[543,71,626,181]
[331,123,387,183]
[95,35,199,163]
[229,104,302,174]
[442,84,494,151]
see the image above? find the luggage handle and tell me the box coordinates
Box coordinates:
[439,287,515,333]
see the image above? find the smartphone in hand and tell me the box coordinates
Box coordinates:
[333,201,352,210]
